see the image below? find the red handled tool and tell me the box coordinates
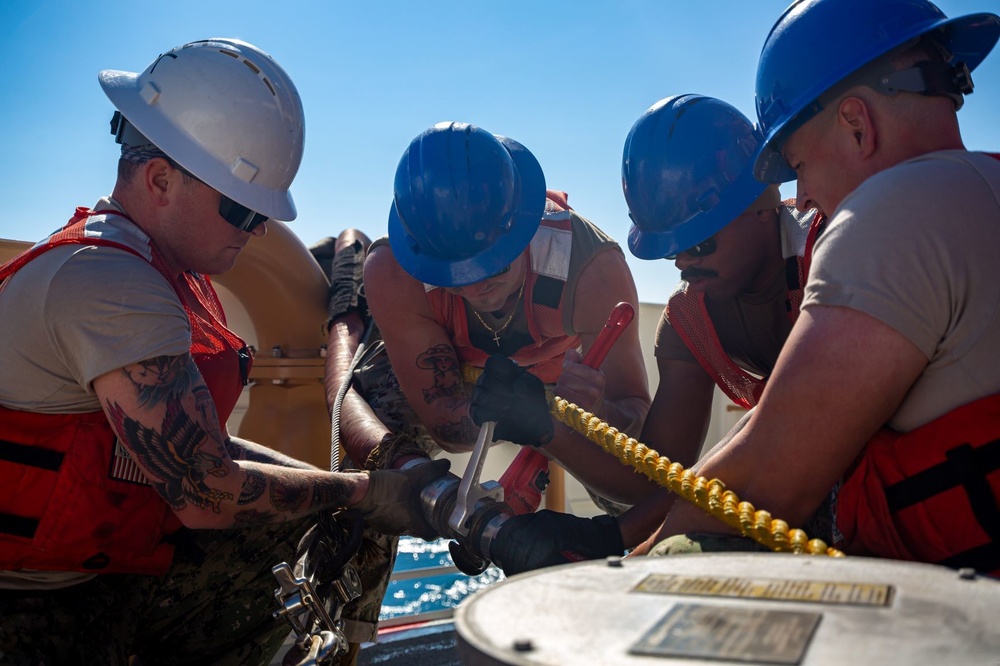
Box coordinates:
[581,301,635,367]
[499,302,636,514]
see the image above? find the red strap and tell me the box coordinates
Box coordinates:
[801,210,827,285]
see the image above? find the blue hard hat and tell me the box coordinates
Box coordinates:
[622,95,769,260]
[388,122,546,287]
[754,0,1000,183]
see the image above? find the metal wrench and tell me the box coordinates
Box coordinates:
[448,420,504,535]
[447,302,636,536]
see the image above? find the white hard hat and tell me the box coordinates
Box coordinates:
[99,38,305,221]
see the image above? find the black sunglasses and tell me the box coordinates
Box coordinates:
[167,158,269,233]
[666,236,717,260]
[218,196,269,233]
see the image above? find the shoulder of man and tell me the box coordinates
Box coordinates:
[16,244,190,393]
[31,245,184,328]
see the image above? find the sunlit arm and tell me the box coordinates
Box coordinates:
[94,353,371,530]
[635,306,927,553]
[365,246,480,453]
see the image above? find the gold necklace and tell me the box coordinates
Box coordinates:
[472,277,526,346]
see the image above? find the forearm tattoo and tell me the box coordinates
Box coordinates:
[224,438,244,460]
[234,508,277,526]
[238,467,267,505]
[225,437,319,470]
[310,480,355,511]
[269,478,308,513]
[434,416,479,445]
[417,344,464,404]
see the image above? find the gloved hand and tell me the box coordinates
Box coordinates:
[489,510,624,576]
[470,354,554,447]
[355,458,451,540]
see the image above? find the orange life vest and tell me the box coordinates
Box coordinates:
[425,191,584,383]
[0,208,251,575]
[666,204,824,408]
[836,392,1000,576]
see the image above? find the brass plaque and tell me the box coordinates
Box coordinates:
[629,603,822,664]
[634,573,892,607]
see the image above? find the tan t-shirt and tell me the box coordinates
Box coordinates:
[802,150,1000,432]
[0,204,190,413]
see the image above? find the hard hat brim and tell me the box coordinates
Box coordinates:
[99,68,298,221]
[628,168,768,260]
[388,136,546,288]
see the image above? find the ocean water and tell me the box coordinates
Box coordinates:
[380,536,505,620]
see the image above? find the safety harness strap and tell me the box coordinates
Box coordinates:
[0,514,37,539]
[0,439,65,471]
[885,439,1000,515]
[884,438,1000,571]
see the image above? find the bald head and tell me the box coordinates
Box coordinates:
[782,42,966,215]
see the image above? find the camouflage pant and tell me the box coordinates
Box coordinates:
[647,533,770,557]
[0,519,310,666]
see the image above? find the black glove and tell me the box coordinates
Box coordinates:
[355,458,451,540]
[489,510,624,576]
[470,354,554,447]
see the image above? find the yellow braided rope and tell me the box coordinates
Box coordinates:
[463,365,844,557]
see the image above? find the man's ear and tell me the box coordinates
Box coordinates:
[837,96,876,159]
[142,157,174,206]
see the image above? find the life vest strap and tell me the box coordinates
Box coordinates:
[0,513,38,539]
[885,438,1000,564]
[0,439,65,471]
[939,540,1000,573]
[885,438,1000,512]
[0,439,60,539]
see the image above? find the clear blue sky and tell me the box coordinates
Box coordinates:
[2,0,998,304]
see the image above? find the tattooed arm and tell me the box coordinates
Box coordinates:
[226,436,319,470]
[93,353,371,529]
[364,246,480,453]
[323,309,397,467]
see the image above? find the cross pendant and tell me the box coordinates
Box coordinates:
[492,332,501,346]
